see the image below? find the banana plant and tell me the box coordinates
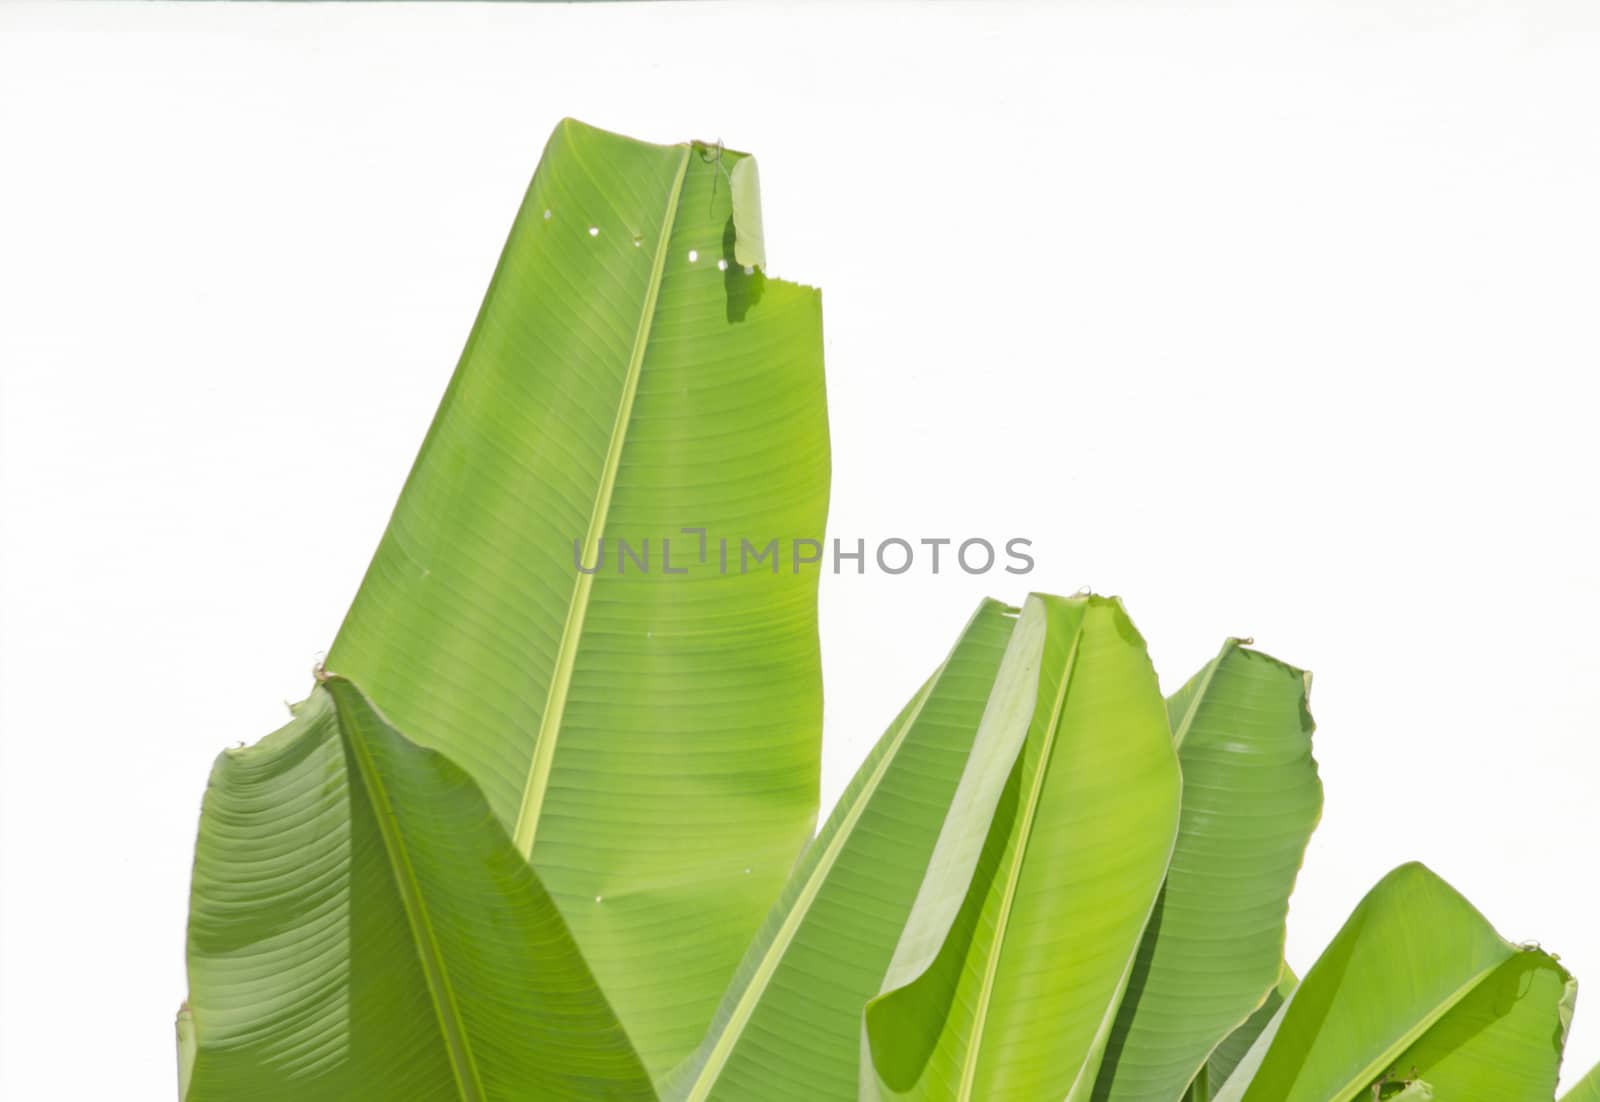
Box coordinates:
[320,118,829,1078]
[176,118,1593,1102]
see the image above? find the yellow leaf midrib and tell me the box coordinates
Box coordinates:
[511,144,694,859]
[328,679,486,1102]
[955,614,1086,1101]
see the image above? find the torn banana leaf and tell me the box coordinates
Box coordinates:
[1093,641,1322,1102]
[863,594,1182,1102]
[325,118,829,1077]
[1212,862,1573,1102]
[182,677,654,1102]
[665,598,1020,1101]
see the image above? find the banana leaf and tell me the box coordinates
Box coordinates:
[1212,862,1574,1102]
[1094,641,1322,1102]
[324,118,829,1076]
[664,598,1022,1101]
[182,676,655,1101]
[862,594,1182,1101]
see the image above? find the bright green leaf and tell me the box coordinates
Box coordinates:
[665,599,1019,1101]
[325,118,829,1076]
[863,594,1182,1102]
[1214,862,1572,1102]
[182,677,655,1102]
[1094,641,1322,1102]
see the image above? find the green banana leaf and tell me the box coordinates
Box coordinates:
[1190,967,1297,1101]
[862,594,1182,1102]
[182,676,655,1101]
[324,119,830,1076]
[663,598,1021,1101]
[1093,641,1322,1102]
[1563,1062,1600,1102]
[1212,862,1574,1102]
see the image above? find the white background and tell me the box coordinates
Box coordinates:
[3,1,1599,1096]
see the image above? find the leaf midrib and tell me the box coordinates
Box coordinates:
[512,144,694,858]
[1300,958,1506,1102]
[955,615,1086,1101]
[327,679,486,1102]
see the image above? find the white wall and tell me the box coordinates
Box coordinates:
[3,1,1598,1095]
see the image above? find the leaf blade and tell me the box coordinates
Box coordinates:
[1093,642,1322,1102]
[324,119,829,1075]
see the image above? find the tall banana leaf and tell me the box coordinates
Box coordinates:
[1563,1063,1600,1102]
[1093,641,1322,1102]
[863,594,1182,1102]
[182,676,654,1101]
[663,599,1022,1101]
[324,119,829,1075]
[1213,862,1574,1102]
